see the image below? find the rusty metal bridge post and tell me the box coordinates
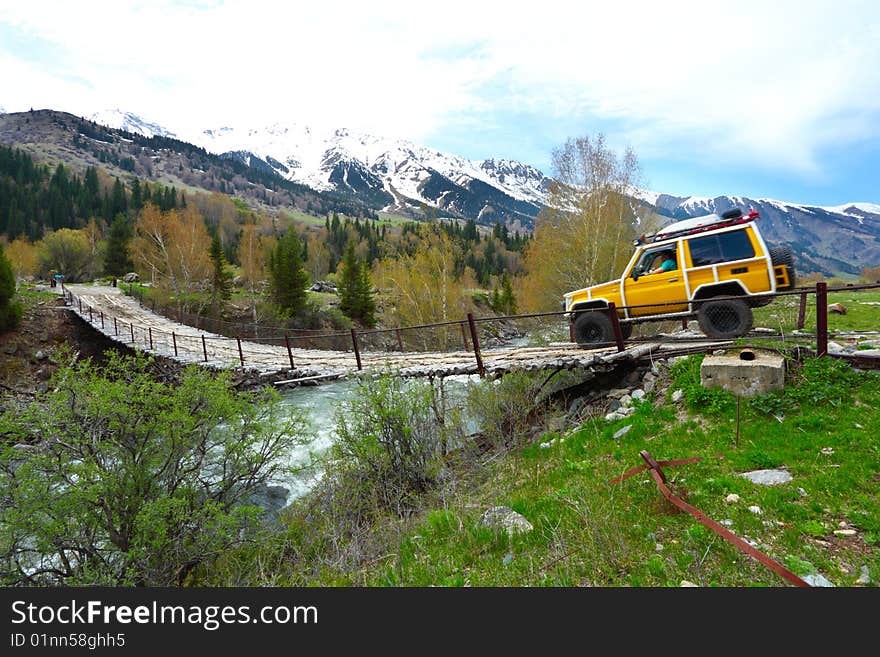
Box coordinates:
[285,335,295,369]
[467,313,484,376]
[202,335,208,362]
[797,291,808,330]
[607,303,625,352]
[350,328,362,371]
[816,282,828,356]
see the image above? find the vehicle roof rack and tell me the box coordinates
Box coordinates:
[633,208,760,246]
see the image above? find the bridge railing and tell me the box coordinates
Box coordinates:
[62,281,880,373]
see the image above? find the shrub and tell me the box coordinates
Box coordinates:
[0,352,311,585]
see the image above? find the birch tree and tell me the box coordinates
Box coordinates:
[522,134,644,311]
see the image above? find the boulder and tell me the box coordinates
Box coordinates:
[828,303,847,315]
[802,573,835,587]
[739,468,793,486]
[34,350,48,362]
[478,506,533,535]
[309,280,338,293]
[123,272,140,283]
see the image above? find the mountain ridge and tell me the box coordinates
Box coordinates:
[0,107,877,276]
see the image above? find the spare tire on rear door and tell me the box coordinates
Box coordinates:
[573,310,614,346]
[769,245,797,290]
[697,298,753,339]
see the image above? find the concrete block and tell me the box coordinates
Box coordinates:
[700,351,785,397]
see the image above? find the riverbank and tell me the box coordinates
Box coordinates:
[205,354,879,587]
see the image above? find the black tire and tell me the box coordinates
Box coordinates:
[620,322,633,340]
[769,245,797,290]
[573,311,614,346]
[697,298,753,339]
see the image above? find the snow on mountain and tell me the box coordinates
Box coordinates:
[89,109,177,139]
[187,122,551,219]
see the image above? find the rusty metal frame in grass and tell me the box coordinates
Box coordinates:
[610,450,809,587]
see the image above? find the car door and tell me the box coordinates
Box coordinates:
[623,243,689,316]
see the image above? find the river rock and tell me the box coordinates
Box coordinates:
[605,412,625,422]
[828,303,847,315]
[607,388,630,399]
[123,272,140,283]
[35,366,52,381]
[246,484,290,515]
[856,565,871,585]
[631,389,646,401]
[3,343,17,355]
[802,573,835,587]
[739,468,793,486]
[478,506,533,535]
[34,350,48,362]
[671,389,684,403]
[613,425,632,440]
[619,394,632,407]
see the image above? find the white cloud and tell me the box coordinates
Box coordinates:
[1,0,879,175]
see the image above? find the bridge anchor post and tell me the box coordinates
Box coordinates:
[350,328,362,371]
[467,313,484,377]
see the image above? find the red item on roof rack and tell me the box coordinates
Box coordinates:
[634,208,760,246]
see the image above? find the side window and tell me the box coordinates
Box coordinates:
[633,247,676,275]
[688,230,755,266]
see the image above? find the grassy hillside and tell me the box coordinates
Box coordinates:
[215,354,878,587]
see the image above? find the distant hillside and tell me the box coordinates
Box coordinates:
[641,193,880,277]
[3,108,879,277]
[0,110,377,221]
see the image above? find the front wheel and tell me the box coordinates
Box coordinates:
[573,311,615,346]
[697,298,753,339]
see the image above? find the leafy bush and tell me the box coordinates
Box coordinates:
[329,373,462,517]
[0,353,310,585]
[465,372,545,451]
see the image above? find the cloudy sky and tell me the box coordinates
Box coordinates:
[1,0,879,204]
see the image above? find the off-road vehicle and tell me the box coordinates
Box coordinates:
[563,208,796,345]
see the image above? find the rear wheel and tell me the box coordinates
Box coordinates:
[697,298,753,339]
[573,311,614,346]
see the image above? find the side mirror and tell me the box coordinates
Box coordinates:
[631,271,640,281]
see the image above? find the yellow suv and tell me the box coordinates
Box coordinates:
[563,208,796,345]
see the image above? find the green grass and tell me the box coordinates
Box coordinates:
[329,355,879,587]
[753,290,880,335]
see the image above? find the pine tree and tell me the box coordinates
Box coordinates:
[209,234,233,311]
[338,242,361,320]
[338,242,376,327]
[104,214,133,276]
[357,262,376,328]
[268,227,310,316]
[500,272,517,315]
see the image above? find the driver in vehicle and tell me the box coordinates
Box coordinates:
[649,250,677,274]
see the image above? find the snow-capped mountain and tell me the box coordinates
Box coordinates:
[183,122,550,227]
[89,109,177,139]
[41,108,880,275]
